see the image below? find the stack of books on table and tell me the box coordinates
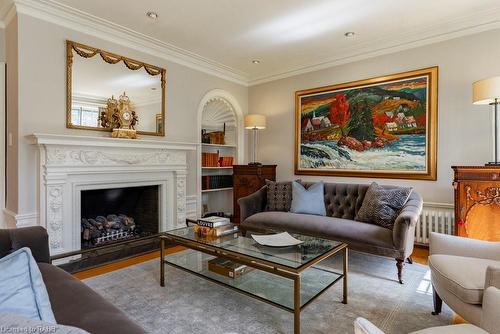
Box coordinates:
[194,216,238,237]
[208,258,254,279]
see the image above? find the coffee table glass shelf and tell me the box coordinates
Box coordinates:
[160,226,348,334]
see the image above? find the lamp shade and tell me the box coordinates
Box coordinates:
[244,114,266,129]
[473,76,500,105]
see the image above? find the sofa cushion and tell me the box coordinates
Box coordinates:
[0,248,55,322]
[242,211,394,249]
[290,181,326,216]
[38,263,145,334]
[265,180,293,212]
[429,254,500,304]
[356,182,412,230]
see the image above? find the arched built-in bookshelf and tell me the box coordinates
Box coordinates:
[196,89,244,217]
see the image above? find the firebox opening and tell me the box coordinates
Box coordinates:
[80,185,159,249]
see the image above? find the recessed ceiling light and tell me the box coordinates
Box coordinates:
[344,32,355,38]
[252,60,261,64]
[146,11,159,19]
[151,87,157,90]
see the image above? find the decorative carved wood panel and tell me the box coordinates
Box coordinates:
[232,165,276,224]
[453,166,500,241]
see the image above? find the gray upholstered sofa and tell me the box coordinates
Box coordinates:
[238,182,423,283]
[0,226,145,334]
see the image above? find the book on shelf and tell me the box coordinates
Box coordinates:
[197,216,231,228]
[193,223,238,237]
[218,156,234,167]
[201,175,233,190]
[202,152,219,167]
[208,257,254,279]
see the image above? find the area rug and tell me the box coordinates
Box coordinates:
[84,251,452,334]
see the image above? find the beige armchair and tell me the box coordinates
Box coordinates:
[429,232,500,326]
[354,286,500,334]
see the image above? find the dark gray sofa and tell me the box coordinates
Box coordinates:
[0,226,145,334]
[238,182,423,283]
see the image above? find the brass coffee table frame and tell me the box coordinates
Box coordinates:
[160,234,348,334]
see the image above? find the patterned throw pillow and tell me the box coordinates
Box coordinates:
[355,182,412,230]
[265,180,294,212]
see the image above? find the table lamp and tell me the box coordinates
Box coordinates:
[473,76,500,165]
[244,114,266,166]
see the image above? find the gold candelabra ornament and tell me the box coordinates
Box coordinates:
[100,92,139,139]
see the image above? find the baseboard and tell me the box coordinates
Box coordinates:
[3,209,39,228]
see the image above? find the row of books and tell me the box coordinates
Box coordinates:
[202,175,233,190]
[202,152,219,167]
[219,156,233,167]
[202,152,234,167]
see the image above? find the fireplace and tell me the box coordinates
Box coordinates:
[29,133,196,260]
[80,185,160,249]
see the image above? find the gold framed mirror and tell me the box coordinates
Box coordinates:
[66,40,166,136]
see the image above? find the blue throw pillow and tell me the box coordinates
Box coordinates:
[290,181,326,216]
[0,247,56,323]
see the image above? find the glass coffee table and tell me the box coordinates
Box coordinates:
[160,227,348,334]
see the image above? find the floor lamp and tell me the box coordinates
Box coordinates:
[473,76,500,165]
[244,114,266,166]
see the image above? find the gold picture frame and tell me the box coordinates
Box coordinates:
[295,67,438,180]
[66,40,166,136]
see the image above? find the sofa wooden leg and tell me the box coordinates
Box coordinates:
[406,256,413,264]
[396,259,404,284]
[432,287,442,315]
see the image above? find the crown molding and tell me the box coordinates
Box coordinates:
[0,0,16,28]
[9,0,249,85]
[3,0,500,87]
[248,8,500,86]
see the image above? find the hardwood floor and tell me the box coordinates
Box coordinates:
[412,246,429,265]
[73,246,184,280]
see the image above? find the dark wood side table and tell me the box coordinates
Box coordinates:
[232,165,276,224]
[452,165,500,241]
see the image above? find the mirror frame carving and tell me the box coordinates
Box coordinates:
[66,40,166,136]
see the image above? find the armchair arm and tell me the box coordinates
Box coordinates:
[480,286,500,334]
[8,226,50,263]
[354,318,386,334]
[237,186,267,223]
[429,232,500,261]
[485,265,500,289]
[393,191,422,251]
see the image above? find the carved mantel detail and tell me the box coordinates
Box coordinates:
[45,147,186,166]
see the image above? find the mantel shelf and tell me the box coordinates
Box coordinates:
[202,187,233,193]
[202,166,233,169]
[27,133,197,151]
[201,143,236,148]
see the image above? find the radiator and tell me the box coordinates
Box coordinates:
[415,203,455,245]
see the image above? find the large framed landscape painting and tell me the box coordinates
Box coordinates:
[295,67,437,180]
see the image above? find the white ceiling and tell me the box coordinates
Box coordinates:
[17,0,500,84]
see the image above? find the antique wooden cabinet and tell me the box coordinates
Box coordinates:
[452,166,500,241]
[232,165,277,224]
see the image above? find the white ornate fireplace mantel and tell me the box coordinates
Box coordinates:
[28,133,197,255]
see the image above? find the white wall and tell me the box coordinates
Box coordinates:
[7,14,248,217]
[5,16,18,221]
[249,28,500,204]
[0,28,5,61]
